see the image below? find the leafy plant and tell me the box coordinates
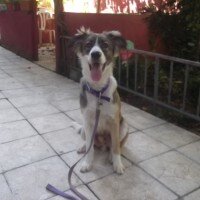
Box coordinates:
[141,0,200,61]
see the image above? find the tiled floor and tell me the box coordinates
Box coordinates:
[0,46,200,200]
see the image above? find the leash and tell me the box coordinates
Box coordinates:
[46,94,102,200]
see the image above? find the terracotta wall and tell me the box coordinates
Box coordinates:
[0,11,38,60]
[62,12,151,51]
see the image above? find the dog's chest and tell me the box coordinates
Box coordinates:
[85,92,117,118]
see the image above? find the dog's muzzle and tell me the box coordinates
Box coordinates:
[89,51,106,82]
[91,51,102,60]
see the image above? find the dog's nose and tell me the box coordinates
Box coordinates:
[91,51,102,59]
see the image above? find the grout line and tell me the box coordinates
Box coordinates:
[2,155,57,175]
[179,186,200,199]
[0,134,38,145]
[174,147,200,166]
[140,129,200,153]
[134,162,180,198]
[2,173,13,194]
[175,138,200,150]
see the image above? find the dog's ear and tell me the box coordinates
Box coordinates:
[104,31,127,56]
[68,33,87,53]
[68,27,91,54]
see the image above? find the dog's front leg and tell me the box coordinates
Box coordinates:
[111,122,125,174]
[80,123,94,173]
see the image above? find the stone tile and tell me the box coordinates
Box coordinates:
[125,109,165,130]
[0,72,10,79]
[13,72,36,82]
[66,109,83,124]
[21,77,55,88]
[121,102,139,114]
[2,88,34,98]
[0,78,25,90]
[178,140,200,164]
[0,135,56,172]
[89,165,177,200]
[18,103,60,119]
[0,108,24,124]
[143,123,200,148]
[123,132,169,163]
[9,94,48,107]
[184,189,200,200]
[0,58,9,64]
[31,84,79,96]
[43,127,83,154]
[5,156,81,200]
[0,175,14,200]
[47,185,98,200]
[0,64,22,69]
[0,92,4,99]
[44,90,79,102]
[51,98,80,112]
[139,151,200,196]
[3,67,30,75]
[30,85,61,95]
[0,99,13,110]
[61,150,131,183]
[128,125,138,133]
[0,120,37,144]
[29,113,72,134]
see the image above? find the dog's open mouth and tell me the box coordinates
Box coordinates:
[89,63,106,82]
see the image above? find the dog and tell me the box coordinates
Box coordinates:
[69,27,129,174]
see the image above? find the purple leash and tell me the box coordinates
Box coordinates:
[46,100,101,200]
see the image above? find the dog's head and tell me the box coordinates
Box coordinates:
[69,27,126,83]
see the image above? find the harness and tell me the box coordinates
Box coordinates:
[83,78,111,103]
[46,79,111,200]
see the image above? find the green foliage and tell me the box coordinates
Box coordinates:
[142,0,200,61]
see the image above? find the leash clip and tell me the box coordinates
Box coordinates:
[97,92,103,108]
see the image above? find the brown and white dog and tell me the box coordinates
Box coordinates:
[69,27,129,174]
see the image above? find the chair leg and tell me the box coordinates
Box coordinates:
[39,30,42,46]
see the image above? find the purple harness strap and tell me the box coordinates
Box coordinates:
[83,79,111,102]
[46,98,102,200]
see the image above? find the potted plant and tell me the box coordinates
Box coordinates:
[0,0,7,12]
[5,0,14,11]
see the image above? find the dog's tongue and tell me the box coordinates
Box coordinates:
[91,64,102,81]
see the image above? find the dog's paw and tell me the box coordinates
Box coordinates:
[80,161,92,173]
[113,154,125,174]
[70,122,82,134]
[113,162,125,174]
[109,152,113,164]
[77,145,86,154]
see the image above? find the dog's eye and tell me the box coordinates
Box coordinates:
[85,42,93,49]
[101,42,109,49]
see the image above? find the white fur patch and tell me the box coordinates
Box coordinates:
[112,153,124,174]
[109,30,121,36]
[76,26,91,36]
